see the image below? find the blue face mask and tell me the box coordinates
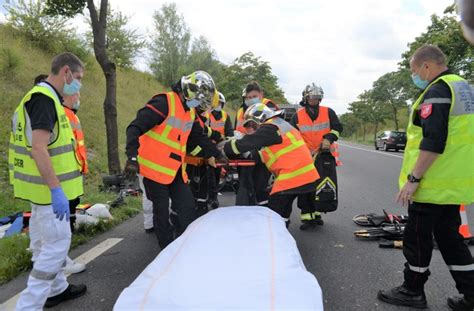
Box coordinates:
[63,72,82,95]
[186,98,201,108]
[411,74,429,90]
[245,97,260,106]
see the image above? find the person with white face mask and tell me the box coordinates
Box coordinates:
[11,52,87,310]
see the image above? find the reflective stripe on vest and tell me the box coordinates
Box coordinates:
[138,92,195,185]
[260,117,319,194]
[9,83,83,204]
[399,74,474,204]
[296,106,341,165]
[209,110,228,136]
[262,98,280,111]
[64,107,88,173]
[235,107,246,133]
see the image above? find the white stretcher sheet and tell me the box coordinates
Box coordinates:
[114,206,324,310]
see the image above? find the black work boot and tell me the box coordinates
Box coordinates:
[299,220,316,231]
[377,284,427,309]
[44,284,87,308]
[448,295,474,310]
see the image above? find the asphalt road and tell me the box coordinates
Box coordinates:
[1,141,472,310]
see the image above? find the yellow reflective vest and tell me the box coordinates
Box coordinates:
[9,83,83,205]
[399,74,474,205]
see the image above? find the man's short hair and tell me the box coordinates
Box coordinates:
[411,45,447,66]
[245,81,263,94]
[51,52,84,75]
[33,74,48,85]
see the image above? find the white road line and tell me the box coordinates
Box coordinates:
[338,143,404,159]
[0,238,123,310]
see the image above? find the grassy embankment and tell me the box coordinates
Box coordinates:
[0,24,165,284]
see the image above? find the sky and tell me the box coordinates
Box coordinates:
[0,0,455,113]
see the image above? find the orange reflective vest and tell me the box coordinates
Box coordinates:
[209,110,228,137]
[138,92,195,185]
[296,106,341,165]
[259,117,319,195]
[64,106,88,173]
[235,107,246,133]
[261,98,280,111]
[235,98,279,133]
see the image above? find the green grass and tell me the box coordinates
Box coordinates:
[0,23,164,216]
[0,24,162,284]
[0,196,141,285]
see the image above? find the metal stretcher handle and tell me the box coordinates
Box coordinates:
[216,160,256,167]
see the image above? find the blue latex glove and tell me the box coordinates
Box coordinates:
[51,187,70,221]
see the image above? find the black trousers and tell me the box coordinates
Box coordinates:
[236,166,256,205]
[69,197,80,233]
[186,164,209,216]
[268,192,299,221]
[143,173,196,249]
[297,192,315,219]
[207,166,220,201]
[254,162,271,206]
[403,202,474,297]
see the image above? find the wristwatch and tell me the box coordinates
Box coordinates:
[407,174,422,183]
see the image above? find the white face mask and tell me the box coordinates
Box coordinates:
[214,105,222,112]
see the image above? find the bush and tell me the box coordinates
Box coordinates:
[0,47,22,75]
[5,0,76,54]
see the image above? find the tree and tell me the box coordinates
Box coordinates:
[339,112,361,139]
[371,71,410,130]
[149,3,191,86]
[6,0,74,52]
[348,100,371,141]
[399,5,474,84]
[219,52,287,109]
[45,0,122,174]
[180,36,225,83]
[86,8,145,69]
[349,91,388,141]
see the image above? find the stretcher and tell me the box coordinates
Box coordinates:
[216,159,255,167]
[114,206,323,310]
[185,156,255,167]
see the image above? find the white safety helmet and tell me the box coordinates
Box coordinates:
[218,92,226,106]
[181,71,218,111]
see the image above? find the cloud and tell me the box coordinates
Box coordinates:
[40,0,458,113]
